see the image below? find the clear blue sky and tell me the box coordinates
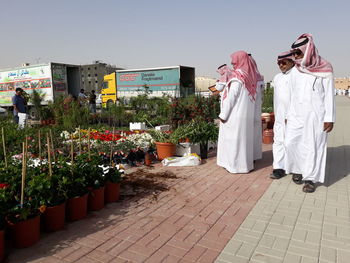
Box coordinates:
[1,0,349,81]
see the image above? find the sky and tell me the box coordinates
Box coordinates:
[1,0,349,81]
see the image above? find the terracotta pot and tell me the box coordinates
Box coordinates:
[7,215,40,248]
[144,152,152,166]
[155,142,176,160]
[0,229,4,263]
[43,202,65,232]
[88,186,105,211]
[104,182,120,203]
[262,129,274,144]
[66,193,88,221]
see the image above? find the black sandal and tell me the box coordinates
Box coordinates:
[292,174,303,184]
[302,181,316,193]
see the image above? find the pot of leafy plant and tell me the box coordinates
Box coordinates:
[184,119,219,159]
[148,130,177,160]
[36,162,69,232]
[65,155,89,221]
[3,162,43,249]
[84,155,105,211]
[6,204,42,249]
[103,165,123,203]
[0,228,4,263]
[0,185,9,262]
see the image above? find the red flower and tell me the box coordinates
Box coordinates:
[0,183,9,189]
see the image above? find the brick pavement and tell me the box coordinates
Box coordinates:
[8,143,273,262]
[216,96,350,263]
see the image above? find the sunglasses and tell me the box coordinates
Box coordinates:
[277,61,287,66]
[292,49,303,56]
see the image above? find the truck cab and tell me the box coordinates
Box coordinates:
[101,72,117,107]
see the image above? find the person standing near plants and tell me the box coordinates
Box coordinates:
[217,51,257,173]
[270,51,294,179]
[285,33,335,193]
[249,54,264,161]
[89,90,97,113]
[12,88,27,126]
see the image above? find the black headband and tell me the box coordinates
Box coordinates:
[291,37,309,49]
[217,64,227,69]
[278,53,294,60]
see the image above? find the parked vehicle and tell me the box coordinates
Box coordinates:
[0,63,81,118]
[101,66,195,107]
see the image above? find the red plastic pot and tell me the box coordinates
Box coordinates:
[43,202,66,232]
[155,142,176,160]
[7,215,40,248]
[88,186,105,211]
[0,229,4,262]
[104,182,120,203]
[66,193,88,221]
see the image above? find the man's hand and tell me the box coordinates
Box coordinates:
[219,118,226,123]
[324,122,334,133]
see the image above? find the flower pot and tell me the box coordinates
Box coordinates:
[268,112,275,129]
[104,182,120,203]
[7,215,40,248]
[0,229,4,263]
[88,186,105,211]
[43,202,66,232]
[262,129,274,144]
[155,142,176,160]
[199,142,208,159]
[66,193,88,221]
[144,152,152,166]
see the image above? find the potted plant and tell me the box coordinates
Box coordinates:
[103,165,123,203]
[77,153,105,211]
[0,184,10,262]
[183,120,219,159]
[65,159,89,221]
[148,130,178,160]
[1,162,43,248]
[30,162,69,232]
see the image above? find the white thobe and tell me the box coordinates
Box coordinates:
[253,81,263,160]
[285,67,335,183]
[272,69,292,170]
[217,79,254,173]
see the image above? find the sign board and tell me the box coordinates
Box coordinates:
[116,68,180,92]
[0,65,53,105]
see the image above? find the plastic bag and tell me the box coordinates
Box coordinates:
[18,113,27,129]
[162,153,201,167]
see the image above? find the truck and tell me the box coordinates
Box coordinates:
[101,66,195,107]
[0,62,81,117]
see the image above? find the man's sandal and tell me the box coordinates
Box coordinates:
[292,174,303,184]
[302,181,316,193]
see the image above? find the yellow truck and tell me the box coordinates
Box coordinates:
[101,72,117,107]
[101,66,195,107]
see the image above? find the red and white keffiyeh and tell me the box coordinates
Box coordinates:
[291,33,333,78]
[230,51,258,101]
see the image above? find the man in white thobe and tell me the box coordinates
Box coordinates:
[285,33,335,193]
[217,51,256,173]
[249,54,263,161]
[270,51,294,179]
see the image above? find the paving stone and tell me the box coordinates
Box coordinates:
[284,253,302,263]
[337,249,350,263]
[272,237,289,251]
[319,246,337,262]
[215,253,249,263]
[236,243,255,259]
[259,234,276,248]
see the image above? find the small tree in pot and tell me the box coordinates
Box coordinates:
[182,119,219,159]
